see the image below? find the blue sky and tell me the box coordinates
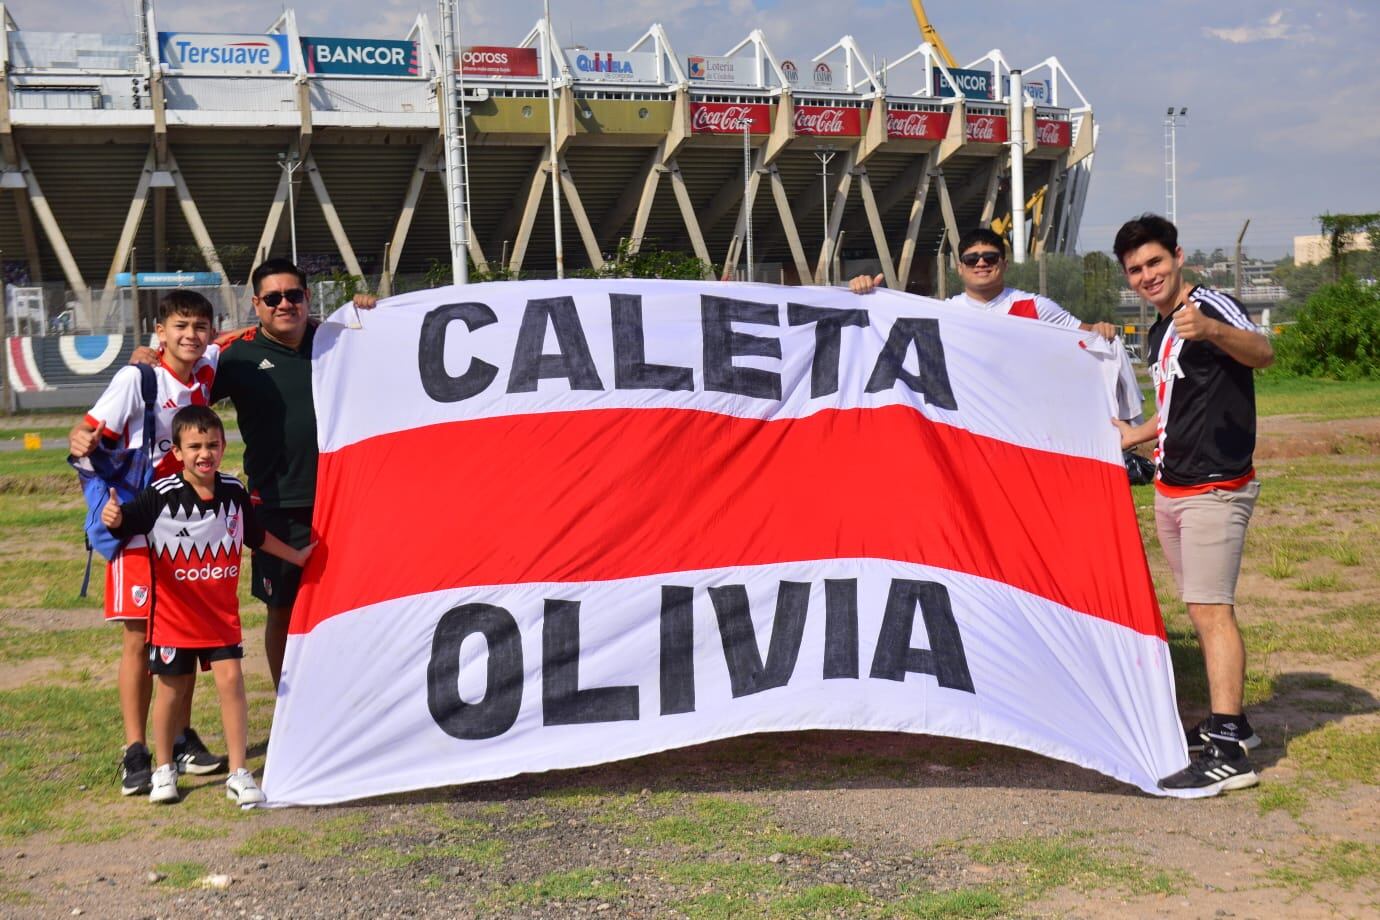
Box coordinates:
[11,0,1378,258]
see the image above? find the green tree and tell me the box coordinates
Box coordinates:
[1318,212,1380,280]
[1272,278,1380,379]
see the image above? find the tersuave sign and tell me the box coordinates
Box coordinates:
[158,32,289,74]
[302,37,418,76]
[260,279,1198,806]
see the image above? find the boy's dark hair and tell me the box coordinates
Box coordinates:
[1114,214,1179,265]
[171,405,225,447]
[158,290,214,324]
[252,257,307,293]
[957,227,1007,256]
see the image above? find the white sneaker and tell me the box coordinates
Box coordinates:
[149,763,179,804]
[225,768,266,805]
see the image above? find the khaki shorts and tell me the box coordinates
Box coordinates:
[1154,480,1260,606]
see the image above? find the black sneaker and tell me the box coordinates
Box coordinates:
[1159,741,1259,795]
[1185,717,1261,754]
[121,742,153,796]
[173,727,228,776]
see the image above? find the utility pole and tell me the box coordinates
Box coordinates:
[742,117,753,281]
[544,0,565,279]
[438,0,469,284]
[1009,70,1026,263]
[275,152,302,265]
[1235,218,1250,301]
[813,147,836,285]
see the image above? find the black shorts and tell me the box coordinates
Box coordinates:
[147,643,243,676]
[251,505,313,610]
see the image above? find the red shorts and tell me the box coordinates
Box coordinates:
[105,542,153,621]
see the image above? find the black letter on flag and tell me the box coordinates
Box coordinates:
[543,599,640,725]
[869,580,975,693]
[823,578,859,679]
[660,585,696,715]
[702,295,782,400]
[418,302,500,402]
[864,318,958,410]
[787,303,869,398]
[612,294,694,391]
[427,603,524,739]
[708,581,810,697]
[508,297,605,393]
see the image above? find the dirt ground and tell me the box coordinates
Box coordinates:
[3,413,1379,919]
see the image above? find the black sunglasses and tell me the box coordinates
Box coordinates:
[258,288,306,307]
[959,251,1003,267]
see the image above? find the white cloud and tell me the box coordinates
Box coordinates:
[1203,9,1302,44]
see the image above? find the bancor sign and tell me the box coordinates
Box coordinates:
[158,32,289,74]
[933,67,994,100]
[302,37,418,76]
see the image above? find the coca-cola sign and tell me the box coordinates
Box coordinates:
[1035,119,1071,147]
[794,105,861,137]
[689,102,771,134]
[965,113,1008,144]
[885,109,950,140]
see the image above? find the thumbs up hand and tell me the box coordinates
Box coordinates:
[101,487,124,529]
[849,273,885,295]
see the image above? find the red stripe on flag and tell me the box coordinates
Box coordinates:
[294,406,1162,638]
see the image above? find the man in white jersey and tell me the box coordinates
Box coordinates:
[851,227,1119,340]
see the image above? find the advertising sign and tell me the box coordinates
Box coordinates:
[689,102,770,134]
[809,61,835,90]
[302,37,418,76]
[158,32,289,74]
[687,55,756,87]
[886,108,951,140]
[461,46,539,77]
[933,67,994,100]
[567,49,659,83]
[1035,119,1072,147]
[1023,79,1053,105]
[781,59,799,85]
[965,113,1008,144]
[794,105,861,137]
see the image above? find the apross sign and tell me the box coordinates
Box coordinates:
[461,46,539,77]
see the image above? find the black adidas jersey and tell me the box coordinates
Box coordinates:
[1146,286,1258,489]
[112,472,266,647]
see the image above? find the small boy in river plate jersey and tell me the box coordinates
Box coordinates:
[103,406,315,806]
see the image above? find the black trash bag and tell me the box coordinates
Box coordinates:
[1123,449,1155,486]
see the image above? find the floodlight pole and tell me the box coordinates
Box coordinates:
[813,147,837,284]
[1164,106,1187,226]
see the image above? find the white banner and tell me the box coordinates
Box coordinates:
[565,48,658,83]
[262,280,1195,804]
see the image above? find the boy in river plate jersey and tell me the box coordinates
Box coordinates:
[105,406,314,805]
[1113,214,1274,797]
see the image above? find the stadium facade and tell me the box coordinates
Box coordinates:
[2,1,1096,404]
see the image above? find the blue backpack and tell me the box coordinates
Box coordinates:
[69,363,159,597]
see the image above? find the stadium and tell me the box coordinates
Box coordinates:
[2,1,1095,407]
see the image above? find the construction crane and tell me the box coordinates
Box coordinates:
[908,0,957,67]
[908,2,1046,247]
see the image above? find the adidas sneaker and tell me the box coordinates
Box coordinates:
[1159,741,1258,796]
[120,741,153,796]
[226,769,266,806]
[174,727,228,776]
